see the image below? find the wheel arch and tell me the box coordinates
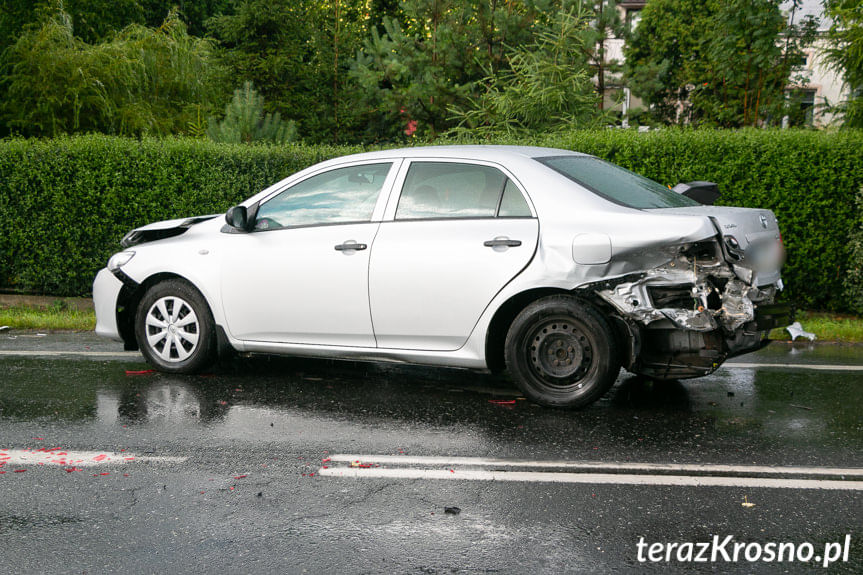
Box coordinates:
[117,272,214,351]
[484,287,570,373]
[484,286,636,373]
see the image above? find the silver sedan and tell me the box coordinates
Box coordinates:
[93,146,789,407]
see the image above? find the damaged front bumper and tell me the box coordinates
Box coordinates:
[590,239,791,379]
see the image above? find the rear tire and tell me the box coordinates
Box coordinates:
[135,279,216,374]
[504,296,620,408]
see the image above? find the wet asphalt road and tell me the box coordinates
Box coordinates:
[0,333,861,574]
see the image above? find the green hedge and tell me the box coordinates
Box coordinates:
[0,131,861,312]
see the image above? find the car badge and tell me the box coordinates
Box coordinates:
[759,214,768,229]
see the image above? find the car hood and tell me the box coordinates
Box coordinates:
[120,214,221,248]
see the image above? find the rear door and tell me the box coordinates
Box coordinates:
[369,160,539,350]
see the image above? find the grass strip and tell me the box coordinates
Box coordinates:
[0,305,861,342]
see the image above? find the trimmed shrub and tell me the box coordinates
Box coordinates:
[0,135,357,296]
[845,187,863,315]
[0,130,861,312]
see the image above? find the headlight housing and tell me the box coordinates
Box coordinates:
[107,251,135,271]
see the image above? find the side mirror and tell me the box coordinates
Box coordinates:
[225,205,249,231]
[672,181,721,205]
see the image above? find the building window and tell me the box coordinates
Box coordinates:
[786,89,816,126]
[625,8,642,34]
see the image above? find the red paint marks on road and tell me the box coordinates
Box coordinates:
[92,454,108,462]
[14,469,26,473]
[233,475,247,479]
[125,370,155,376]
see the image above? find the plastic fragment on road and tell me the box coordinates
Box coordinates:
[488,399,516,406]
[444,507,461,515]
[233,475,247,479]
[125,369,156,376]
[741,495,755,508]
[785,322,816,341]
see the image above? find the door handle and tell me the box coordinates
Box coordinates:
[484,238,522,248]
[334,241,367,251]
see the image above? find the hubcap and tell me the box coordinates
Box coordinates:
[145,296,199,363]
[528,319,592,385]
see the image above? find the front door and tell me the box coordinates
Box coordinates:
[220,162,395,347]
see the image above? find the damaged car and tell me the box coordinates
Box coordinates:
[93,146,790,407]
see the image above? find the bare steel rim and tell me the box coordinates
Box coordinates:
[144,296,200,363]
[527,316,595,391]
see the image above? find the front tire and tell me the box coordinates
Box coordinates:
[504,296,620,408]
[135,279,216,374]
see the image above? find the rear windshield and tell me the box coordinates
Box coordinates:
[537,156,699,209]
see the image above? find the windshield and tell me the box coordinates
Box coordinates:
[537,156,700,209]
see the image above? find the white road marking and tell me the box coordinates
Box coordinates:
[723,362,863,371]
[326,454,863,477]
[0,449,186,467]
[318,467,863,490]
[0,350,141,358]
[319,455,863,490]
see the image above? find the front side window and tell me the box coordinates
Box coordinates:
[538,156,699,209]
[396,162,531,220]
[255,163,392,229]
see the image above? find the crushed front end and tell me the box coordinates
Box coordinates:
[592,211,791,379]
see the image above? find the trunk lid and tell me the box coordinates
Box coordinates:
[654,206,784,286]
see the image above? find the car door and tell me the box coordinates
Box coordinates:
[220,161,398,346]
[369,160,539,351]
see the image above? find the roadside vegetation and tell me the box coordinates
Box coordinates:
[0,303,96,331]
[1,304,861,343]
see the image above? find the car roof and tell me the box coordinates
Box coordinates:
[315,145,590,165]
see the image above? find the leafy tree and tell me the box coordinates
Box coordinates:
[699,0,817,127]
[586,0,625,111]
[208,0,369,143]
[140,0,234,37]
[623,0,719,123]
[623,0,815,126]
[208,81,297,143]
[350,0,552,140]
[50,0,146,43]
[1,8,224,136]
[823,0,863,127]
[448,6,604,137]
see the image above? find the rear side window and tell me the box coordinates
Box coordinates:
[537,156,700,209]
[498,180,532,217]
[396,162,531,220]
